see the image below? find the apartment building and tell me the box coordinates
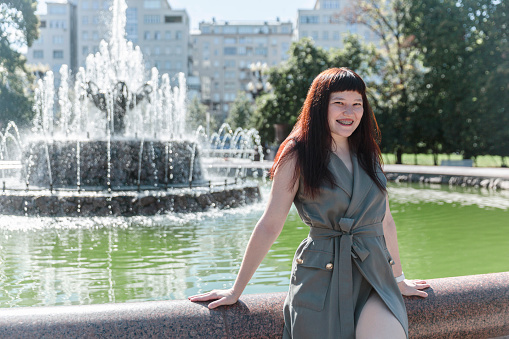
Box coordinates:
[77,0,190,78]
[297,0,377,50]
[191,20,293,119]
[26,0,78,77]
[27,0,190,80]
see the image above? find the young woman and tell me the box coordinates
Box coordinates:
[189,68,429,338]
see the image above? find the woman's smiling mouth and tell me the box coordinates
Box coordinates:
[337,119,354,126]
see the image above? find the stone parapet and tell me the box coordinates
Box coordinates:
[0,272,507,338]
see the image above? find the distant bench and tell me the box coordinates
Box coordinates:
[440,159,473,167]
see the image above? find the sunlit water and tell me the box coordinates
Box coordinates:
[0,183,507,308]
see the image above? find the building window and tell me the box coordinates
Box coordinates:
[53,50,64,59]
[201,26,210,34]
[224,60,235,68]
[33,50,44,59]
[223,47,237,55]
[176,46,182,55]
[255,47,267,56]
[103,1,110,10]
[40,20,46,28]
[92,1,99,9]
[92,16,99,25]
[333,31,340,41]
[323,0,340,9]
[92,31,99,40]
[82,46,89,55]
[238,26,254,34]
[154,46,160,55]
[144,31,151,40]
[300,15,319,24]
[53,35,64,44]
[322,31,329,40]
[49,20,66,29]
[49,5,66,14]
[175,31,182,40]
[82,31,89,41]
[154,31,161,40]
[223,26,237,34]
[311,31,319,40]
[238,46,247,55]
[165,46,171,55]
[165,61,171,69]
[175,61,182,70]
[126,8,138,43]
[224,37,236,44]
[165,30,171,39]
[281,25,291,34]
[165,15,183,23]
[82,1,89,9]
[93,46,99,53]
[144,15,160,24]
[144,0,161,8]
[82,16,89,25]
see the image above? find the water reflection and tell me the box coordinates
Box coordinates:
[0,183,507,307]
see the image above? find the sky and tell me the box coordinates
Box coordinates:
[36,0,317,31]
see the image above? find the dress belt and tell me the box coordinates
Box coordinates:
[309,219,384,338]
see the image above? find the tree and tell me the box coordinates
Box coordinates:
[185,96,217,135]
[0,0,39,127]
[346,0,426,164]
[405,0,508,163]
[226,91,253,130]
[252,37,378,145]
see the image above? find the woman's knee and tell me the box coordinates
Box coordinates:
[356,292,405,339]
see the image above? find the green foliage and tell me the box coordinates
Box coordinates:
[186,96,217,134]
[226,91,253,130]
[252,37,378,145]
[347,0,426,163]
[0,0,39,127]
[405,0,508,159]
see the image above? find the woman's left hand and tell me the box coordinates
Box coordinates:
[398,279,430,297]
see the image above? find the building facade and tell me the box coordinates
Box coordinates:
[297,0,377,50]
[76,0,190,79]
[191,20,293,119]
[26,0,78,77]
[27,0,190,80]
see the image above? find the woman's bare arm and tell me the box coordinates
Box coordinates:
[188,145,299,308]
[383,195,429,297]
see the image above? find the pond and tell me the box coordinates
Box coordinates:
[0,182,507,308]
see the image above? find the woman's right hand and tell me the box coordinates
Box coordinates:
[188,288,240,309]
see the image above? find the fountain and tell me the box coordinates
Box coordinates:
[0,0,262,216]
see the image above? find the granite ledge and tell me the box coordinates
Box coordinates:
[0,273,507,338]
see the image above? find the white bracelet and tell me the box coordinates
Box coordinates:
[395,272,405,283]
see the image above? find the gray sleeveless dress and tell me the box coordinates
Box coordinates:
[282,152,408,339]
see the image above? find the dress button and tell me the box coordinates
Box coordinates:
[326,263,333,270]
[296,258,303,264]
[389,259,395,265]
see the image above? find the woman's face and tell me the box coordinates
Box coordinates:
[327,91,363,143]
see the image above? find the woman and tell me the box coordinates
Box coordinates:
[189,68,429,338]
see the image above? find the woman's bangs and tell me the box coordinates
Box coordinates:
[327,70,365,94]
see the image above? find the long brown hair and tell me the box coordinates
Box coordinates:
[270,67,385,197]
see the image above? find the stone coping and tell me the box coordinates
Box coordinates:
[0,272,507,338]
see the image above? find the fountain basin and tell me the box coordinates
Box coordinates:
[0,182,261,216]
[24,139,203,188]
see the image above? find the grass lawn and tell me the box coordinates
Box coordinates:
[381,153,507,167]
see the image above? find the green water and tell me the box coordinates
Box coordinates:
[0,183,507,308]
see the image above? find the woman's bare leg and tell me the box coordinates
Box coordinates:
[356,291,405,339]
